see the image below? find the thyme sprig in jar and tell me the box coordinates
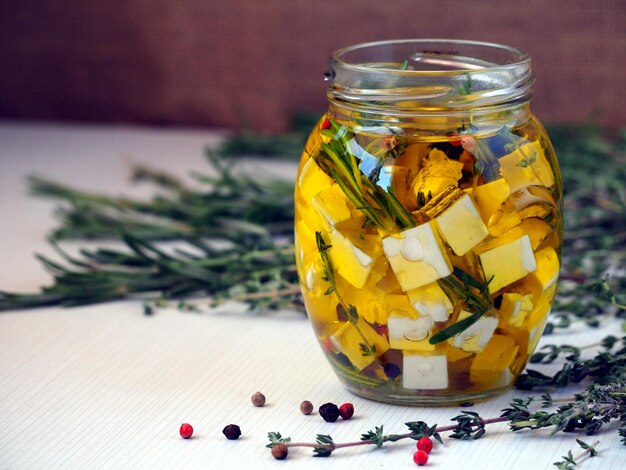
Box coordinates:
[294,39,562,404]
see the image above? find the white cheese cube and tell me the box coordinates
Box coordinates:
[478,235,537,293]
[388,313,436,351]
[382,223,452,292]
[403,353,448,390]
[407,282,453,322]
[450,311,499,353]
[433,194,488,255]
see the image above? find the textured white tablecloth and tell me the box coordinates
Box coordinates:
[0,121,621,469]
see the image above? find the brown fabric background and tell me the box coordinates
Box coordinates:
[1,0,624,131]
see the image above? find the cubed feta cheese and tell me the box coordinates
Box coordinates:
[382,223,452,292]
[297,157,333,202]
[328,320,390,370]
[329,229,375,289]
[311,184,352,229]
[433,194,488,255]
[477,234,537,293]
[499,142,555,193]
[499,293,534,328]
[470,334,518,389]
[388,312,436,351]
[407,282,453,322]
[450,311,499,353]
[530,246,560,292]
[468,178,511,225]
[403,353,449,390]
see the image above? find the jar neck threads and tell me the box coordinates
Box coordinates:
[326,39,534,118]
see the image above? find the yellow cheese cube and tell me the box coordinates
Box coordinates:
[526,283,556,330]
[329,229,379,289]
[310,184,351,229]
[499,293,534,327]
[477,234,537,293]
[519,218,553,250]
[449,311,499,353]
[328,320,390,370]
[297,157,333,203]
[470,334,518,389]
[431,194,489,255]
[382,223,452,292]
[407,282,454,322]
[470,178,511,225]
[530,246,560,292]
[483,202,522,236]
[294,218,320,265]
[499,141,555,193]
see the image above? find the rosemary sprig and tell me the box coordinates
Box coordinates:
[316,119,414,231]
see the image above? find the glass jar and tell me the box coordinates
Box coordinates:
[294,39,562,404]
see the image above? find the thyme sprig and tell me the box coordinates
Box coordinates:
[516,335,626,390]
[267,382,625,460]
[553,440,600,470]
[315,231,386,377]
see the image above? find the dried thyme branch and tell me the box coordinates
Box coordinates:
[0,153,299,311]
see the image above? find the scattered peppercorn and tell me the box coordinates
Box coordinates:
[300,400,314,415]
[222,424,241,440]
[413,449,429,466]
[416,437,433,453]
[318,402,340,422]
[179,423,193,439]
[271,443,289,460]
[339,403,354,420]
[251,391,266,407]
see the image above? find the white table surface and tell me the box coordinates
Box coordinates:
[0,121,622,469]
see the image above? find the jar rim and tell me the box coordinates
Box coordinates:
[331,39,531,76]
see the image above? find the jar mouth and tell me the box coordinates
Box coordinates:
[328,39,534,113]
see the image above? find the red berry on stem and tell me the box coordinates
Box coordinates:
[416,436,433,453]
[179,423,193,439]
[413,449,429,466]
[339,403,354,420]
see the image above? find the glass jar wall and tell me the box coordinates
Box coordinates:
[294,40,562,404]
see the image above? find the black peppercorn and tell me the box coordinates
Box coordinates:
[222,424,241,440]
[318,402,340,422]
[384,363,401,379]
